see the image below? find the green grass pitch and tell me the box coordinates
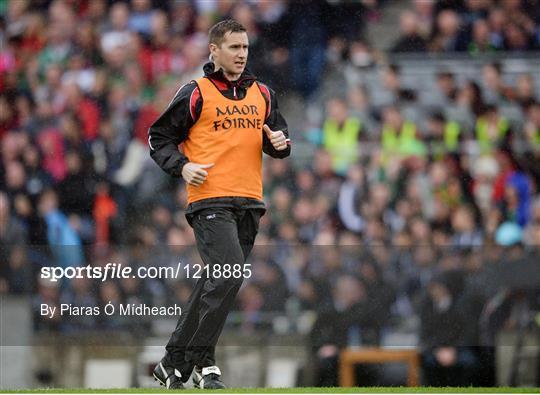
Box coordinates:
[1,388,539,394]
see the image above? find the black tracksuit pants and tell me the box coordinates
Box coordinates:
[164,204,264,381]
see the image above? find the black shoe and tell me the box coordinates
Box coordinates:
[153,361,185,389]
[192,366,226,389]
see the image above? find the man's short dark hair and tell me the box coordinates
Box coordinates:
[209,19,246,47]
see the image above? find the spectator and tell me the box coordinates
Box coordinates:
[412,0,434,39]
[347,39,377,69]
[467,19,496,55]
[379,64,415,105]
[347,85,373,125]
[487,8,506,50]
[138,11,174,84]
[451,205,483,248]
[524,101,540,149]
[475,105,510,153]
[310,274,378,387]
[381,106,426,159]
[286,0,329,99]
[460,0,490,26]
[37,21,73,74]
[515,73,537,109]
[5,160,29,198]
[391,11,427,53]
[93,181,117,246]
[523,199,540,246]
[503,22,535,51]
[322,97,362,175]
[57,150,94,219]
[0,192,28,261]
[296,276,328,311]
[268,186,293,233]
[62,82,100,141]
[100,2,131,55]
[128,0,155,37]
[471,155,499,215]
[481,62,513,105]
[327,1,367,41]
[337,164,366,234]
[429,10,465,52]
[0,94,17,140]
[457,80,486,118]
[359,260,395,334]
[61,51,96,93]
[74,19,103,67]
[254,261,289,311]
[424,112,461,158]
[435,72,458,106]
[501,170,532,227]
[33,278,61,331]
[37,188,84,267]
[420,272,481,386]
[98,280,126,330]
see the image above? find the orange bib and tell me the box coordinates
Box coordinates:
[183,77,266,204]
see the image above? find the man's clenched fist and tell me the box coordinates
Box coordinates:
[182,162,214,186]
[263,124,289,151]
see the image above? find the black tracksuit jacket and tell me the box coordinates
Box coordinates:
[148,62,291,214]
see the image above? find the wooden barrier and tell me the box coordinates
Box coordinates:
[339,347,420,387]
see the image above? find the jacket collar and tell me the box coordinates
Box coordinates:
[202,62,256,88]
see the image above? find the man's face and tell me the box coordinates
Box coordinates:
[210,31,249,77]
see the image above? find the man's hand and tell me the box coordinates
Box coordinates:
[263,124,289,151]
[181,162,214,186]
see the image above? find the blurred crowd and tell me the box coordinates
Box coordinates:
[1,0,540,387]
[391,0,540,54]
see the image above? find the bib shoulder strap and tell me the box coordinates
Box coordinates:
[195,77,215,94]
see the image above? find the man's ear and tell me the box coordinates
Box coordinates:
[209,43,218,59]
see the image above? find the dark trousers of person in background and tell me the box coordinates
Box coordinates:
[163,206,263,382]
[421,347,481,386]
[316,356,380,387]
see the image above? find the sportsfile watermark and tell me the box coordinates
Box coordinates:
[40,262,254,282]
[40,262,183,282]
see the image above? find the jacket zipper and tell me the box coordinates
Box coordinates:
[233,85,237,99]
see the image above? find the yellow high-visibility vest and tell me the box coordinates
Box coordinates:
[475,117,509,153]
[323,117,361,174]
[382,121,426,158]
[431,121,461,160]
[444,121,461,152]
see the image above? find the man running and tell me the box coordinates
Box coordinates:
[148,19,291,389]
